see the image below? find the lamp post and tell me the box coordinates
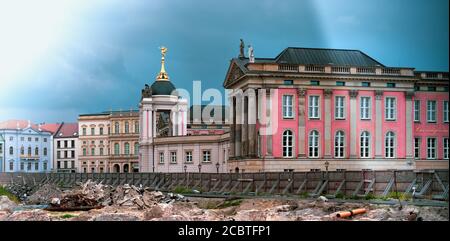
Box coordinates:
[198,163,202,173]
[215,162,220,173]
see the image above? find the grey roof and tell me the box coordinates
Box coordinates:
[274,47,384,67]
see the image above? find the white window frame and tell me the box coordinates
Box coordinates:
[282,130,294,158]
[385,131,396,158]
[202,150,211,163]
[159,152,165,164]
[334,131,345,158]
[360,97,371,120]
[414,100,420,122]
[444,138,449,160]
[414,137,421,159]
[427,100,436,123]
[335,96,345,120]
[308,96,320,119]
[360,131,371,158]
[170,151,177,163]
[282,95,294,119]
[185,151,193,163]
[427,138,437,160]
[308,130,319,158]
[385,97,396,121]
[444,101,449,123]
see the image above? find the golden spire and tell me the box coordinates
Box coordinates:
[156,46,169,80]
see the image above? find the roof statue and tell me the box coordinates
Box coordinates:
[156,46,169,80]
[248,45,254,63]
[239,39,245,58]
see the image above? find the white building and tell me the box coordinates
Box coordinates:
[53,123,79,173]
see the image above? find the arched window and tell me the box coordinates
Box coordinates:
[360,131,370,158]
[282,130,293,158]
[35,147,39,155]
[114,143,120,155]
[134,142,139,155]
[28,146,31,156]
[309,130,319,158]
[125,121,129,134]
[135,121,139,133]
[385,131,395,158]
[124,142,130,155]
[114,122,120,134]
[9,147,13,155]
[20,146,24,155]
[334,131,345,158]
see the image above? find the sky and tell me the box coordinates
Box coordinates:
[0,0,448,123]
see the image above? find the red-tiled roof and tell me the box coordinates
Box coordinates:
[55,123,79,138]
[40,123,62,134]
[0,120,39,131]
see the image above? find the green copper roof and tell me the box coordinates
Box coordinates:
[150,80,177,95]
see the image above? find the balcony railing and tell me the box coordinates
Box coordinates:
[110,154,138,159]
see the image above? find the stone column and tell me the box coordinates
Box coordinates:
[242,96,248,157]
[375,90,383,158]
[229,96,236,158]
[266,90,273,157]
[349,90,359,158]
[405,91,414,159]
[297,88,307,158]
[324,89,333,158]
[235,93,242,158]
[248,89,257,157]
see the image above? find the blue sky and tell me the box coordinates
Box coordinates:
[0,0,448,123]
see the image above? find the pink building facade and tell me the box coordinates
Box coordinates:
[225,47,448,172]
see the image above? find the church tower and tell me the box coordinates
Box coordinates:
[139,47,188,172]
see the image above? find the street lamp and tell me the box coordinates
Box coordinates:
[198,163,202,173]
[215,162,220,173]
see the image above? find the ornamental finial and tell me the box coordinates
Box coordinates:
[156,46,169,80]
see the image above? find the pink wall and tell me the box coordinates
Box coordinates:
[414,92,449,159]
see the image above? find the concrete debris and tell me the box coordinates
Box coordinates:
[0,196,17,212]
[317,196,328,202]
[25,184,63,205]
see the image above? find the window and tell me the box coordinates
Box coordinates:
[284,80,293,85]
[91,128,95,135]
[360,131,370,158]
[57,141,61,148]
[114,143,119,155]
[71,150,75,157]
[360,97,371,120]
[308,96,320,119]
[385,132,395,158]
[282,95,294,118]
[20,146,24,155]
[135,121,139,133]
[387,83,396,88]
[170,151,177,163]
[35,147,39,155]
[414,100,420,122]
[9,146,13,155]
[428,86,436,91]
[0,144,2,154]
[71,161,75,169]
[414,138,421,159]
[310,80,320,86]
[443,138,449,160]
[9,136,13,141]
[43,138,47,142]
[99,127,103,135]
[336,81,345,86]
[20,162,24,171]
[159,152,164,163]
[124,142,130,155]
[308,130,319,158]
[185,151,192,163]
[282,130,294,158]
[134,142,139,155]
[71,140,75,147]
[27,146,31,155]
[91,148,95,156]
[414,86,420,91]
[362,82,371,87]
[43,148,47,156]
[427,138,437,159]
[64,140,68,148]
[82,128,86,136]
[27,162,31,171]
[64,161,68,169]
[334,131,345,158]
[9,161,14,171]
[202,150,211,162]
[125,121,129,133]
[385,97,396,120]
[35,162,39,170]
[99,148,104,156]
[43,162,47,171]
[444,101,449,123]
[35,137,38,142]
[83,148,86,156]
[427,101,436,122]
[28,137,31,142]
[115,122,120,134]
[335,96,345,119]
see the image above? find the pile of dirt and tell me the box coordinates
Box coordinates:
[26,184,63,205]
